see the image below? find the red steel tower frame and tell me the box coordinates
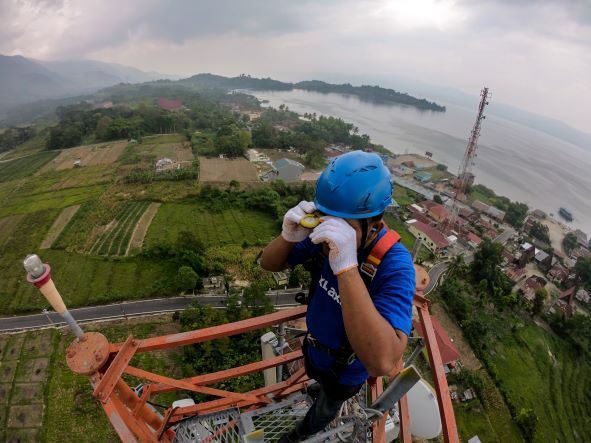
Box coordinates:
[442,87,490,234]
[25,259,459,442]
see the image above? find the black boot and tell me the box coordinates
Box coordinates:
[277,428,303,443]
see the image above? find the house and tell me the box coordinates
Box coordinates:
[264,158,305,182]
[325,146,346,159]
[461,388,477,402]
[419,200,449,222]
[466,232,482,249]
[272,271,289,287]
[392,164,414,176]
[516,242,535,268]
[570,247,591,259]
[412,317,460,374]
[472,200,490,213]
[202,275,225,292]
[531,209,547,219]
[548,264,570,285]
[554,287,577,317]
[487,206,506,221]
[505,266,526,283]
[576,288,590,304]
[460,207,474,219]
[406,219,449,253]
[471,200,505,221]
[575,229,588,248]
[402,160,415,168]
[155,157,175,172]
[534,249,552,272]
[414,171,432,183]
[158,98,184,111]
[520,275,546,302]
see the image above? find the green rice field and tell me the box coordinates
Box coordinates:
[0,151,59,182]
[144,202,278,247]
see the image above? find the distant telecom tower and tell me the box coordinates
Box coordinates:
[443,87,490,233]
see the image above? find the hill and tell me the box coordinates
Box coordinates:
[178,73,446,111]
[0,55,170,113]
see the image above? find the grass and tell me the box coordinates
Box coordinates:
[488,324,591,442]
[1,133,49,160]
[90,201,151,256]
[144,202,278,248]
[0,249,177,315]
[142,134,186,144]
[454,399,498,442]
[393,186,415,207]
[42,318,182,442]
[0,151,59,182]
[423,166,454,182]
[384,213,416,249]
[0,184,108,218]
[0,329,56,442]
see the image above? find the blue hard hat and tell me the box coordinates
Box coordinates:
[315,150,393,219]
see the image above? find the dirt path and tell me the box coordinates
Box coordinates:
[430,302,482,370]
[542,217,569,254]
[126,203,161,256]
[40,205,81,249]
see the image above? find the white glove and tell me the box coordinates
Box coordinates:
[281,201,317,243]
[309,217,358,275]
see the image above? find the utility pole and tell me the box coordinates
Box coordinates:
[442,87,490,234]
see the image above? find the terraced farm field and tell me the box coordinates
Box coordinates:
[144,202,277,247]
[490,325,591,442]
[89,201,151,256]
[0,151,59,182]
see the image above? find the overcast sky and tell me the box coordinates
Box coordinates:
[1,0,590,132]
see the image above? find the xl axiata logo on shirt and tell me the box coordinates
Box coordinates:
[318,276,341,305]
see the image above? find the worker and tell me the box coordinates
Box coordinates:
[260,150,416,442]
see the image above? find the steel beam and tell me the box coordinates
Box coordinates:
[111,306,307,353]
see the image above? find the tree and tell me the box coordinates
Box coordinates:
[470,239,512,298]
[515,408,537,441]
[533,288,547,316]
[529,221,550,245]
[176,266,198,293]
[433,194,443,204]
[243,282,273,317]
[574,257,591,287]
[563,232,578,254]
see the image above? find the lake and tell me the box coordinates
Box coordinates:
[252,89,591,235]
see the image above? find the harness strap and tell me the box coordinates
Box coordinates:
[306,228,402,378]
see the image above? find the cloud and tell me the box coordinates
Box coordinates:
[0,0,589,131]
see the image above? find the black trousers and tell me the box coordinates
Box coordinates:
[295,344,364,438]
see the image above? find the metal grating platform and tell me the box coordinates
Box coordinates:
[174,408,242,443]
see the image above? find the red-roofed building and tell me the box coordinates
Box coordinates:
[406,219,449,253]
[413,317,460,373]
[467,232,482,248]
[158,98,184,111]
[505,266,526,283]
[419,200,449,222]
[554,287,577,317]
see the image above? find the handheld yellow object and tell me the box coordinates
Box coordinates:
[300,212,322,229]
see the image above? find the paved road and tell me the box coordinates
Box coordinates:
[424,261,450,295]
[0,291,301,333]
